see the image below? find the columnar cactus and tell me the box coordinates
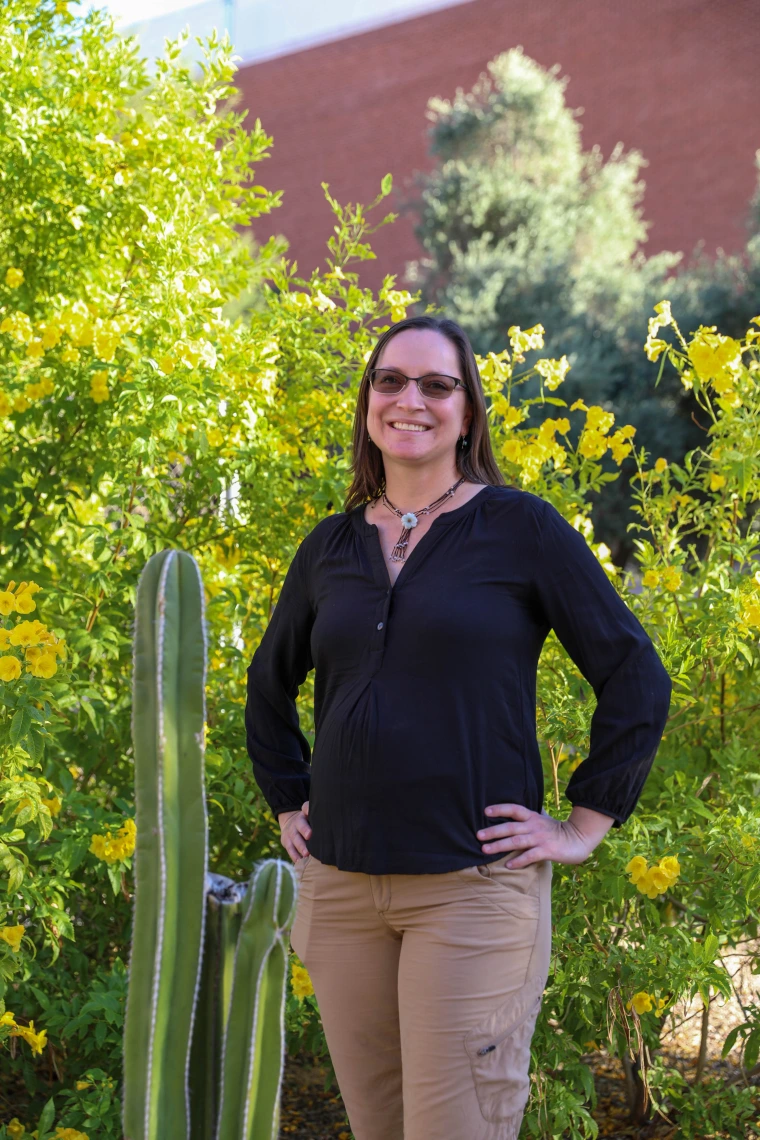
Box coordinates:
[189,874,248,1140]
[216,859,297,1140]
[123,549,298,1140]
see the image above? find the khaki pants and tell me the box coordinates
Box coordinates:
[290,851,553,1140]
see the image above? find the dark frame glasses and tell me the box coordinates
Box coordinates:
[368,367,470,401]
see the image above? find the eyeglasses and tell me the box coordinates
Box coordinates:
[368,367,469,401]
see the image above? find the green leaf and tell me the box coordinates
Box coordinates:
[37,1096,56,1134]
[744,1028,760,1072]
[107,862,122,896]
[10,706,31,745]
[721,1025,740,1058]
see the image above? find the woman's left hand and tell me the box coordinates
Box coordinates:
[476,803,614,868]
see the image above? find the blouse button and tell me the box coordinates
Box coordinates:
[377,622,384,630]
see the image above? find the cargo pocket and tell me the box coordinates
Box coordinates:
[463,973,545,1124]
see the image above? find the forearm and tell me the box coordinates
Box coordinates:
[568,805,616,851]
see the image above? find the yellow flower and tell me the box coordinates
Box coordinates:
[0,1010,17,1027]
[647,866,672,894]
[75,1080,91,1090]
[5,268,24,289]
[585,406,615,435]
[26,339,45,361]
[60,345,80,364]
[625,855,648,884]
[660,566,682,592]
[0,589,15,615]
[535,355,570,391]
[508,324,545,360]
[41,795,62,817]
[609,430,634,464]
[384,289,413,323]
[55,1129,90,1140]
[654,457,668,473]
[0,655,22,681]
[28,651,58,678]
[0,925,25,952]
[6,1119,25,1140]
[710,472,726,491]
[11,1019,47,1056]
[158,353,176,375]
[9,620,47,647]
[644,336,668,363]
[290,961,314,1000]
[642,569,660,589]
[90,817,136,864]
[13,581,41,614]
[570,399,588,412]
[40,323,62,350]
[655,996,669,1016]
[659,855,681,882]
[0,311,33,343]
[578,428,608,460]
[688,328,741,386]
[93,323,121,362]
[627,991,653,1014]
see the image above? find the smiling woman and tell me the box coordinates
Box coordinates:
[244,315,671,1140]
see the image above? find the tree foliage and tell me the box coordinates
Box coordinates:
[407,47,760,560]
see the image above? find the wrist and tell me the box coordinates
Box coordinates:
[567,805,616,850]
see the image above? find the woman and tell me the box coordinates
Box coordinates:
[245,315,671,1140]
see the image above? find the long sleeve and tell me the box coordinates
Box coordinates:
[245,540,315,820]
[531,498,672,827]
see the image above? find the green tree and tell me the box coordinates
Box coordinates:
[406,47,760,559]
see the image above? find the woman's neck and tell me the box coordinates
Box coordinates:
[380,465,467,512]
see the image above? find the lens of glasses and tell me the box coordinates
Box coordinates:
[370,369,460,399]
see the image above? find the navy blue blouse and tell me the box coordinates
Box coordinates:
[245,484,672,874]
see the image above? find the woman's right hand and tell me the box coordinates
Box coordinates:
[277,801,311,863]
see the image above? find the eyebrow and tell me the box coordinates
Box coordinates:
[376,366,462,378]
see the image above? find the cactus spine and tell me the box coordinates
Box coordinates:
[124,549,299,1140]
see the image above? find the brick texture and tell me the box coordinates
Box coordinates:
[236,0,759,292]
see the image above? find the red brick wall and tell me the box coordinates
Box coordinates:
[236,0,759,292]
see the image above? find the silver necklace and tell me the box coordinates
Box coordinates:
[381,476,467,562]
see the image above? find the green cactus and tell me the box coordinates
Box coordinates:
[216,859,297,1140]
[189,874,247,1140]
[123,549,209,1140]
[123,548,299,1140]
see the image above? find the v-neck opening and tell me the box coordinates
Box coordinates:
[351,483,496,592]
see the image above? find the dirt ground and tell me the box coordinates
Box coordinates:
[278,941,760,1139]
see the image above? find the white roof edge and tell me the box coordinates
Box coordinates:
[122,0,476,68]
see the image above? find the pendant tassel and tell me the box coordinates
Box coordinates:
[389,528,412,562]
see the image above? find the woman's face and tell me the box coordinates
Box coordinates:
[366,329,472,468]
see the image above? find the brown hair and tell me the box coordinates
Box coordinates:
[343,315,509,513]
